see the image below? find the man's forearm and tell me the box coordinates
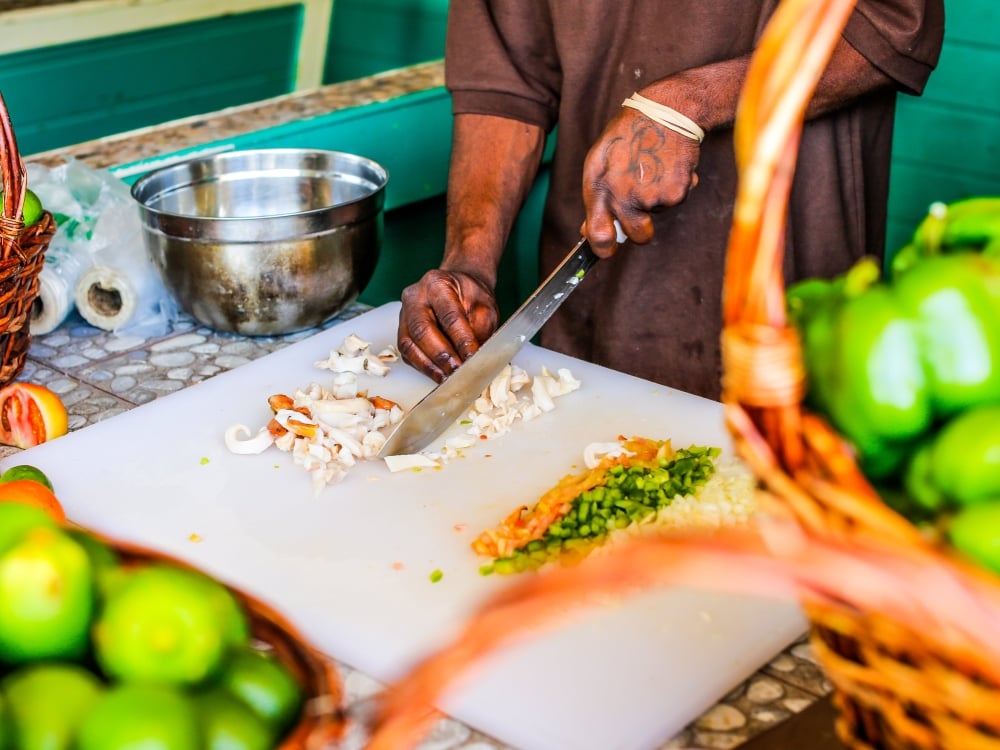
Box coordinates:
[637,36,895,135]
[442,114,546,289]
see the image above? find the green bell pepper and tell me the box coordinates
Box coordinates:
[891,196,1000,278]
[919,403,1000,508]
[894,253,1000,415]
[790,258,929,477]
[948,501,1000,575]
[788,252,1000,480]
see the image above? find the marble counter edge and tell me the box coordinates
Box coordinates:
[25,60,445,171]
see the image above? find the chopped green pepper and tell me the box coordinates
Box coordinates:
[485,446,720,575]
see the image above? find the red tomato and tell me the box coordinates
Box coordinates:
[0,383,68,449]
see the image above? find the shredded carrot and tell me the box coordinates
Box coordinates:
[471,437,673,558]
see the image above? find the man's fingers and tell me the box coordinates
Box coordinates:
[584,206,626,257]
[429,298,483,361]
[397,269,500,382]
[397,335,447,383]
[618,209,655,245]
[398,308,463,381]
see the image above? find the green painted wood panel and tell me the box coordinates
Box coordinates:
[885,0,1000,259]
[889,100,999,216]
[324,0,447,84]
[942,1,1000,46]
[113,87,456,212]
[364,168,548,314]
[1,7,300,156]
[904,43,1000,117]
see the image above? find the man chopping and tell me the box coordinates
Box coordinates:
[397,0,944,399]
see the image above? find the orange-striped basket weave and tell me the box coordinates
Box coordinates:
[720,0,1000,748]
[0,91,55,385]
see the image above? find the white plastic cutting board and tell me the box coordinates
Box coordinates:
[9,302,805,750]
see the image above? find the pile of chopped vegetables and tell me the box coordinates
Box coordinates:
[474,437,730,575]
[224,334,582,493]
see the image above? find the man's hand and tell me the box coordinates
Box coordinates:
[397,269,500,383]
[581,107,702,256]
[581,36,896,257]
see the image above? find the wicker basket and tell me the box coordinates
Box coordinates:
[102,534,348,749]
[0,91,55,386]
[359,1,1000,748]
[719,0,1000,748]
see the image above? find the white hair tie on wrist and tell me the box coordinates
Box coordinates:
[621,92,705,143]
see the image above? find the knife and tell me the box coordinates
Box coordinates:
[378,221,626,457]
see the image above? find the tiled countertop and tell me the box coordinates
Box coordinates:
[15,62,834,749]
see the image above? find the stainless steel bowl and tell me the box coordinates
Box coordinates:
[131,148,388,336]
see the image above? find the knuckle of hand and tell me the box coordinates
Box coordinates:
[437,308,467,331]
[662,183,688,205]
[397,337,418,358]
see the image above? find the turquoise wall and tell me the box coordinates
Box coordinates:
[885,0,1000,257]
[1,7,300,156]
[323,0,448,84]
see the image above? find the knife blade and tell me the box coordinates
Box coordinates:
[378,226,623,458]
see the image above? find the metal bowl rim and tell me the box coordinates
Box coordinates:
[130,147,390,224]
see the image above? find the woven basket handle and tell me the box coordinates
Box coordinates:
[720,0,858,473]
[0,91,27,260]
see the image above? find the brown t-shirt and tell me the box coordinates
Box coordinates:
[445,1,944,399]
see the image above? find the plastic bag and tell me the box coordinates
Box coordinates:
[26,158,181,337]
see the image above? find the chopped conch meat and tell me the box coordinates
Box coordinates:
[224,424,275,454]
[314,334,399,377]
[225,333,580,492]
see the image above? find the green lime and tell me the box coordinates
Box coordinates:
[0,502,57,557]
[21,190,45,227]
[0,526,93,663]
[0,690,10,750]
[0,465,53,492]
[21,190,43,228]
[949,502,1000,574]
[66,529,125,599]
[173,564,250,650]
[196,685,275,750]
[0,189,43,228]
[2,662,104,750]
[93,563,229,686]
[206,578,251,650]
[217,645,304,737]
[76,683,199,750]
